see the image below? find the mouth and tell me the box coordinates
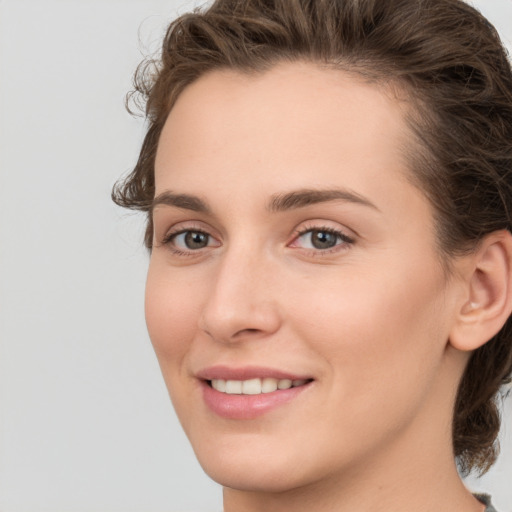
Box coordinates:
[197,367,314,420]
[207,377,312,395]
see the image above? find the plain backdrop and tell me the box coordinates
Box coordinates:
[0,1,511,511]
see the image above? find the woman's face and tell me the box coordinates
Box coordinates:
[146,62,466,492]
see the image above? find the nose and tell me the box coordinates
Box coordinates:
[198,246,282,344]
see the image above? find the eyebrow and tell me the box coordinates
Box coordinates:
[267,188,379,212]
[152,191,211,213]
[151,187,379,214]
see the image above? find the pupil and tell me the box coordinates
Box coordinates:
[185,231,208,249]
[312,230,337,249]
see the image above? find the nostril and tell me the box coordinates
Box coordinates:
[199,297,281,343]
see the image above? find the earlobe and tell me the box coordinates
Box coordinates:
[449,230,512,352]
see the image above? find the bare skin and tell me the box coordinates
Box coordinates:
[146,62,501,512]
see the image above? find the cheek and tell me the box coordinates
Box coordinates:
[290,260,449,412]
[144,261,202,365]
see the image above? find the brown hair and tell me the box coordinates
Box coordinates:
[112,0,512,475]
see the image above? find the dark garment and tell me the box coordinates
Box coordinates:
[474,494,498,512]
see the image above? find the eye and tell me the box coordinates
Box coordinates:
[163,229,220,253]
[300,230,339,250]
[290,227,354,252]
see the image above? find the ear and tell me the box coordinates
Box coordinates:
[449,229,512,352]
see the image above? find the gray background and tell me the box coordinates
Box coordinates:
[0,1,510,511]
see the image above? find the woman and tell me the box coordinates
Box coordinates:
[113,0,512,510]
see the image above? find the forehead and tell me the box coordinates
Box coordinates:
[154,61,417,207]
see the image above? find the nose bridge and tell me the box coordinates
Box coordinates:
[199,239,280,342]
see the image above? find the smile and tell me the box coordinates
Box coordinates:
[198,368,314,420]
[209,377,309,395]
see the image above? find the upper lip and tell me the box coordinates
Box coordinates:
[196,365,313,382]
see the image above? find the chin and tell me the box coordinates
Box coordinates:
[190,434,333,494]
[200,458,307,493]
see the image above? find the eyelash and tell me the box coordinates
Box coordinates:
[160,227,216,256]
[290,225,355,255]
[160,224,355,257]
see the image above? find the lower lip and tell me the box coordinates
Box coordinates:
[201,381,312,420]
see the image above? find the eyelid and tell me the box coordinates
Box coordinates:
[155,219,355,257]
[157,220,221,251]
[163,228,212,245]
[288,222,356,253]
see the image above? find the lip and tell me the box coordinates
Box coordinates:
[196,365,312,381]
[197,366,314,420]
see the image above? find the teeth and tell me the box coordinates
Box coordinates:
[261,377,278,393]
[211,379,226,392]
[225,380,242,394]
[242,378,261,395]
[210,377,309,395]
[277,378,292,390]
